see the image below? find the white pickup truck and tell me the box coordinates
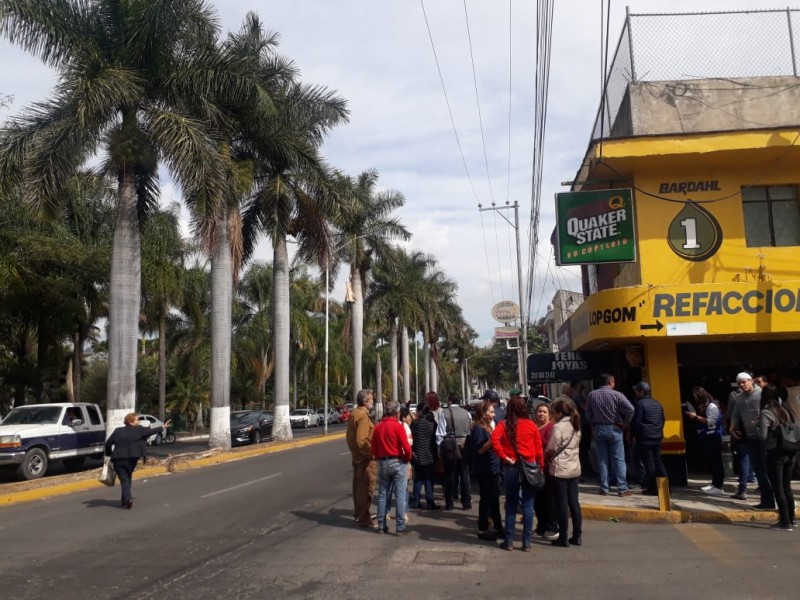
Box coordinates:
[0,402,106,480]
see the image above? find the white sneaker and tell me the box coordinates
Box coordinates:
[701,485,714,492]
[702,486,725,496]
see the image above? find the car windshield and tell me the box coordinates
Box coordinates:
[290,410,307,416]
[2,406,63,425]
[230,412,258,424]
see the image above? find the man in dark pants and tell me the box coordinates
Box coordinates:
[571,380,595,478]
[630,381,668,495]
[442,393,473,510]
[347,389,377,527]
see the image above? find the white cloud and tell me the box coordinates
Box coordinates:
[0,0,772,342]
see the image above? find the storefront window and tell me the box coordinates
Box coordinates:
[741,185,800,247]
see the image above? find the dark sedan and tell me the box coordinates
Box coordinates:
[230,410,273,446]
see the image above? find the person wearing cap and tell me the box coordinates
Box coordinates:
[629,382,667,496]
[730,372,775,509]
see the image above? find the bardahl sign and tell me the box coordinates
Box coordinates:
[527,351,613,384]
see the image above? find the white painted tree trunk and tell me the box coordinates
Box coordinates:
[401,326,410,404]
[106,172,141,435]
[390,318,398,403]
[209,215,232,450]
[375,352,383,420]
[424,342,431,395]
[351,266,364,402]
[272,237,293,441]
[431,350,439,394]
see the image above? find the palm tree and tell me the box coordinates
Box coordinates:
[141,204,189,421]
[0,0,230,431]
[332,170,410,404]
[368,249,435,405]
[235,262,275,410]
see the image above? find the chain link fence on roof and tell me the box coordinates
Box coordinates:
[592,8,800,141]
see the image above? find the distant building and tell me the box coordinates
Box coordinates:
[542,290,584,352]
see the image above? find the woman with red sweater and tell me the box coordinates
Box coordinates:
[491,395,545,551]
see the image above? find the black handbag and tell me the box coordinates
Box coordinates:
[440,408,462,462]
[510,427,544,491]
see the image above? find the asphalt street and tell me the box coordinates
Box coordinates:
[1,434,799,599]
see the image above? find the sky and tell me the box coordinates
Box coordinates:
[0,0,778,345]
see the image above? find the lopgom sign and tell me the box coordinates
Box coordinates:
[555,189,636,265]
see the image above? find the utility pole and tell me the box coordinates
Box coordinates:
[478,201,528,390]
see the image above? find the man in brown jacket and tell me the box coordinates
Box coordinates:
[346,389,376,528]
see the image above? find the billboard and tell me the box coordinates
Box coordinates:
[527,351,614,384]
[555,189,636,265]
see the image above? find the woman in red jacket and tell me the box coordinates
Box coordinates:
[491,396,544,551]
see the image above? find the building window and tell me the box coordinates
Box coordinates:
[741,185,800,247]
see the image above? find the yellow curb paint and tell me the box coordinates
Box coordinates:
[0,432,346,507]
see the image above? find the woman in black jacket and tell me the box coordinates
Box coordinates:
[105,413,170,509]
[409,403,439,510]
[758,385,797,531]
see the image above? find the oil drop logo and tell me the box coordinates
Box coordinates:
[667,203,723,261]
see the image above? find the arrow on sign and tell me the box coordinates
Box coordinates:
[640,320,664,332]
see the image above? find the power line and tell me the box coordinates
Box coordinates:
[492,210,506,299]
[479,210,498,304]
[462,0,496,206]
[419,0,481,205]
[506,0,513,205]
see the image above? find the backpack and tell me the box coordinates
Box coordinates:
[776,414,800,453]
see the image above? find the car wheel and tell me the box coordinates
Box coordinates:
[254,430,262,444]
[17,448,48,480]
[303,420,308,429]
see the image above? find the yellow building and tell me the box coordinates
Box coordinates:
[555,11,800,483]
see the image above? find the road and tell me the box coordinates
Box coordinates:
[1,434,799,599]
[0,422,339,483]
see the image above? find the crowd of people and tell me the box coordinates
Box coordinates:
[345,387,583,550]
[688,371,799,530]
[345,367,799,546]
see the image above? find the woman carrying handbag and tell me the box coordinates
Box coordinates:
[547,399,583,547]
[105,413,170,509]
[491,395,544,552]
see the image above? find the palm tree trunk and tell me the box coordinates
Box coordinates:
[106,168,141,434]
[390,318,398,403]
[72,330,82,404]
[424,341,431,394]
[272,236,293,441]
[351,265,364,403]
[431,349,439,394]
[375,352,383,420]
[292,357,298,409]
[209,215,232,450]
[158,316,166,421]
[401,326,410,404]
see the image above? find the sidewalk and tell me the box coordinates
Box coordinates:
[577,474,798,524]
[1,432,796,525]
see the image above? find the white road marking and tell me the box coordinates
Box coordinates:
[201,473,282,498]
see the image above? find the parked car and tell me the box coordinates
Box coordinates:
[137,413,165,445]
[337,406,351,423]
[290,408,320,428]
[230,410,273,446]
[316,408,339,425]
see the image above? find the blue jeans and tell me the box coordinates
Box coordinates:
[734,439,752,494]
[594,424,628,493]
[377,458,408,531]
[503,462,535,546]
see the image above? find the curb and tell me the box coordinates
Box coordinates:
[0,432,345,507]
[580,503,778,524]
